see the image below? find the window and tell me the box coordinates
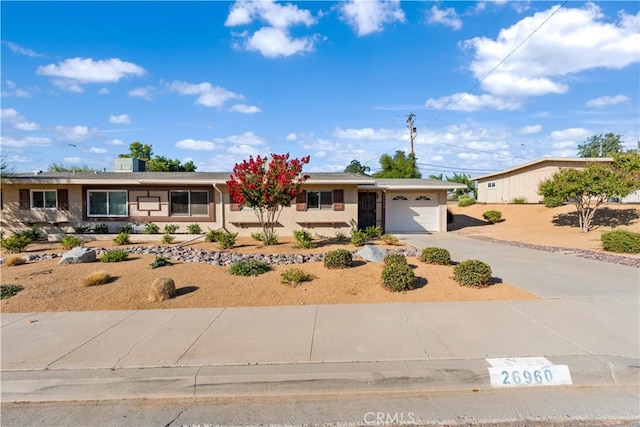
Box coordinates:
[415,196,431,201]
[31,190,57,209]
[307,191,332,209]
[392,195,408,201]
[488,182,496,188]
[170,190,209,216]
[88,190,127,217]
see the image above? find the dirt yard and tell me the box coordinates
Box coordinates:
[1,203,637,312]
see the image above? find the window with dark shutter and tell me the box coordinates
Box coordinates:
[57,189,69,210]
[19,189,30,210]
[296,190,307,211]
[333,189,344,211]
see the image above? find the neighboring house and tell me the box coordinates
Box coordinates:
[473,157,640,204]
[0,170,465,237]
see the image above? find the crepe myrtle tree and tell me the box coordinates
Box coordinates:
[226,153,310,245]
[538,163,639,233]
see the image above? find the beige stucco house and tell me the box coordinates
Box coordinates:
[473,157,639,204]
[0,171,465,237]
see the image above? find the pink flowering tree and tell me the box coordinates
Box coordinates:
[226,153,310,245]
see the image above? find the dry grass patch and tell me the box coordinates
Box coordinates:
[149,277,176,302]
[4,256,26,267]
[81,270,111,287]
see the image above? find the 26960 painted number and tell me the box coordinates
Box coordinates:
[501,368,553,385]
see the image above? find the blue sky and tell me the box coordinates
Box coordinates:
[1,1,638,177]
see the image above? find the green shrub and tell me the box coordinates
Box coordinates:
[350,230,367,247]
[365,225,383,238]
[217,232,238,250]
[229,259,270,276]
[1,284,24,300]
[293,229,314,249]
[383,252,407,266]
[458,195,476,207]
[419,247,451,265]
[93,224,109,234]
[251,231,278,245]
[163,224,179,234]
[543,195,565,208]
[113,232,131,246]
[601,229,640,254]
[381,261,416,292]
[161,232,175,244]
[17,226,43,241]
[334,231,347,242]
[100,249,129,263]
[482,210,504,224]
[0,234,32,253]
[73,225,92,234]
[144,223,160,234]
[205,229,224,242]
[187,223,202,234]
[116,224,133,234]
[280,268,314,286]
[512,197,526,204]
[453,259,492,287]
[61,235,83,250]
[381,234,400,245]
[323,249,352,269]
[150,255,172,269]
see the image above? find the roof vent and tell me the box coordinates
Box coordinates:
[114,158,146,172]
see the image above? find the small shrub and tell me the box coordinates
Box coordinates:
[81,270,110,287]
[601,229,640,254]
[93,224,109,234]
[383,252,407,266]
[365,225,383,238]
[250,231,277,245]
[148,277,176,302]
[453,259,492,287]
[250,232,264,241]
[187,223,202,234]
[144,223,160,234]
[204,229,223,242]
[229,259,271,276]
[458,195,476,207]
[17,226,43,241]
[334,231,347,242]
[73,225,92,234]
[61,235,83,250]
[100,249,129,263]
[381,261,415,292]
[1,234,32,253]
[419,247,451,265]
[513,197,526,204]
[116,224,133,234]
[113,232,131,246]
[161,232,175,244]
[4,256,25,267]
[1,284,24,299]
[447,208,454,224]
[217,232,238,250]
[150,255,172,269]
[381,234,400,245]
[164,224,179,234]
[280,268,314,286]
[350,230,367,247]
[482,210,504,224]
[293,229,314,249]
[323,249,352,269]
[543,195,565,208]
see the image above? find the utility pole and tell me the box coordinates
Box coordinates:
[407,112,416,155]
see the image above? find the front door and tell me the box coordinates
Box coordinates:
[358,192,376,230]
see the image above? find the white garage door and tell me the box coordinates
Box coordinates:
[386,193,438,233]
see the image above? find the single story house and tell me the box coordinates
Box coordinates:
[0,170,465,237]
[473,157,640,204]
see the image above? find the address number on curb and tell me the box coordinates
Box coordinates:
[488,365,572,387]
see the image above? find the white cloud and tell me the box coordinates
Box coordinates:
[2,41,44,58]
[339,0,405,36]
[229,104,262,114]
[2,80,30,98]
[129,86,155,100]
[1,108,40,131]
[549,128,590,141]
[425,93,522,111]
[0,136,51,148]
[54,125,99,141]
[227,144,263,156]
[175,139,217,151]
[109,114,131,124]
[427,5,462,30]
[285,133,297,141]
[332,127,402,140]
[107,138,126,146]
[63,157,83,164]
[166,81,242,107]
[98,88,109,95]
[586,94,630,108]
[300,138,341,151]
[89,147,108,154]
[246,27,316,58]
[224,131,266,146]
[519,125,542,134]
[37,57,145,92]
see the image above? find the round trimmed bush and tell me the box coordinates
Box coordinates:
[601,229,640,254]
[419,247,451,265]
[61,235,83,250]
[482,210,504,224]
[453,259,492,287]
[323,249,352,269]
[381,261,415,292]
[383,252,407,266]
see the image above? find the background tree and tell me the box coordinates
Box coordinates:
[119,141,153,160]
[226,153,310,245]
[48,163,98,173]
[577,133,623,157]
[344,160,370,175]
[428,173,443,180]
[373,151,421,178]
[0,161,15,178]
[118,142,197,172]
[446,172,477,199]
[538,163,638,232]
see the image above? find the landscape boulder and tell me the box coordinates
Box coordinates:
[357,244,388,263]
[58,247,96,265]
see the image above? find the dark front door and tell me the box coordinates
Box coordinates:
[358,192,376,230]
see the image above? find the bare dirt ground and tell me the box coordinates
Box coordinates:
[1,203,637,313]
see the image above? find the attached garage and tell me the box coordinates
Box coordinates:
[385,192,438,233]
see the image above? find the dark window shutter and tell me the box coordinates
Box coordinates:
[229,194,241,211]
[333,189,344,211]
[57,189,69,210]
[296,190,307,211]
[19,189,30,210]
